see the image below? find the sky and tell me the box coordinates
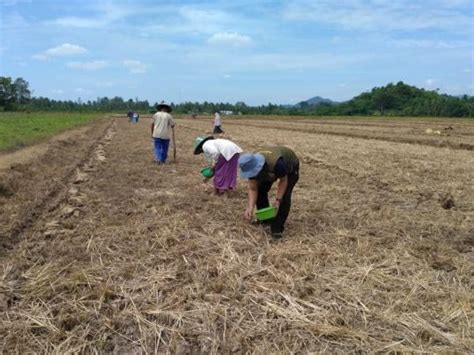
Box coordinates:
[1,0,473,105]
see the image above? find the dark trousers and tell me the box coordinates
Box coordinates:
[213,125,224,134]
[256,164,299,234]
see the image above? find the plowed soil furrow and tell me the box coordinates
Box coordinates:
[0,115,473,353]
[243,116,474,129]
[0,118,116,252]
[220,120,474,151]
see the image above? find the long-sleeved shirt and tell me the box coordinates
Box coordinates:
[214,112,222,127]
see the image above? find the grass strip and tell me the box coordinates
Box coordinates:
[0,112,103,151]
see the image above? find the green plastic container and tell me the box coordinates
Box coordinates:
[255,206,277,221]
[201,167,214,178]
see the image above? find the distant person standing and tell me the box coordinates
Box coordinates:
[151,101,176,165]
[133,112,139,123]
[213,111,224,134]
[127,111,133,123]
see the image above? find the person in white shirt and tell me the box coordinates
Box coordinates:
[193,136,242,195]
[132,112,139,123]
[151,101,176,164]
[213,111,224,134]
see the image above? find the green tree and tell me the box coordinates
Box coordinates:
[0,76,15,110]
[13,77,31,104]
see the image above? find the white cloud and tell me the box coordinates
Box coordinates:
[208,32,252,47]
[179,8,230,23]
[122,60,148,74]
[32,54,47,60]
[283,0,472,33]
[66,60,108,71]
[0,12,29,29]
[74,87,92,94]
[50,2,134,28]
[94,81,115,87]
[394,39,470,49]
[425,78,439,86]
[1,13,30,44]
[0,0,32,6]
[183,49,371,72]
[33,43,87,60]
[443,84,472,95]
[438,0,472,7]
[52,89,64,94]
[143,7,235,36]
[53,17,104,28]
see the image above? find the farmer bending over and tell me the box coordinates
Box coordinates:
[151,101,176,165]
[239,146,299,240]
[194,136,242,196]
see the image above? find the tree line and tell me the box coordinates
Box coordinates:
[1,76,472,117]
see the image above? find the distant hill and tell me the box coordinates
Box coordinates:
[294,96,334,108]
[280,82,472,117]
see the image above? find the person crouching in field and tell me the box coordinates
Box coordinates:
[151,101,176,165]
[239,146,299,240]
[194,136,242,196]
[213,111,224,134]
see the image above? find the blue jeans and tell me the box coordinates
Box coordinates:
[154,138,170,163]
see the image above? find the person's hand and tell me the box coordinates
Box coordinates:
[244,207,253,221]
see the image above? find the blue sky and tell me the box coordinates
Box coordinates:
[1,0,473,105]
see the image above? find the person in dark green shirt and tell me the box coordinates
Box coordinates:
[238,146,300,240]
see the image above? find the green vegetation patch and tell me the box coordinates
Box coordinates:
[0,112,101,151]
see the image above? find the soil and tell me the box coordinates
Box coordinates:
[0,115,472,353]
[0,125,92,171]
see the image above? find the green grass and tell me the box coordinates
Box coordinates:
[0,112,103,151]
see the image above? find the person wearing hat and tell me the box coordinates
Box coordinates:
[239,146,299,239]
[151,101,176,164]
[194,136,242,195]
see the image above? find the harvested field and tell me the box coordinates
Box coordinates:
[0,115,473,353]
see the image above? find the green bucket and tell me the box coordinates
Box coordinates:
[255,206,277,221]
[201,167,214,178]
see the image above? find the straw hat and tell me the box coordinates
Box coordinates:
[157,101,172,112]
